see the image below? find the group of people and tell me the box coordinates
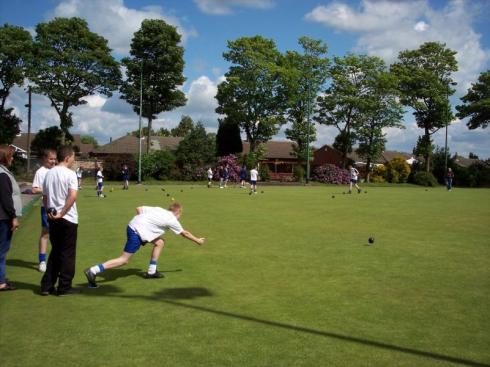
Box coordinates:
[207,165,259,194]
[0,145,204,295]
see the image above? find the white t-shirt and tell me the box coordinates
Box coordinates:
[32,166,50,207]
[43,166,79,224]
[76,168,83,178]
[207,168,213,179]
[350,167,359,180]
[129,206,183,242]
[97,170,104,183]
[250,169,258,181]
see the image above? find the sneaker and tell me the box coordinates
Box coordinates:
[38,261,47,273]
[40,287,55,296]
[84,268,98,288]
[144,271,165,279]
[57,288,81,296]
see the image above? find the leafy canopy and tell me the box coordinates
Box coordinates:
[456,69,490,129]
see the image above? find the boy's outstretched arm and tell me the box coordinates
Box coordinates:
[180,230,205,245]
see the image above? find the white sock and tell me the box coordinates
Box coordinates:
[90,265,101,274]
[148,264,157,274]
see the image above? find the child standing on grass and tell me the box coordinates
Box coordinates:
[250,166,258,194]
[348,165,362,194]
[207,167,213,188]
[96,167,104,197]
[84,202,205,288]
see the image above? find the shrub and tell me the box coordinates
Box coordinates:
[312,164,350,184]
[103,154,136,180]
[386,157,411,183]
[214,155,241,182]
[370,165,386,183]
[293,165,305,182]
[413,171,438,187]
[141,150,176,180]
[259,164,270,181]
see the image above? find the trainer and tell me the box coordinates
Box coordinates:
[40,146,79,296]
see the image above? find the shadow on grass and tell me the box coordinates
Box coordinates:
[80,286,488,367]
[89,268,183,283]
[6,258,38,271]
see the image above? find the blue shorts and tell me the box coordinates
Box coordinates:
[350,179,357,184]
[40,207,49,228]
[123,226,144,253]
[251,180,257,185]
[97,182,104,189]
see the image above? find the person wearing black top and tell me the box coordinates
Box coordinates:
[0,145,22,292]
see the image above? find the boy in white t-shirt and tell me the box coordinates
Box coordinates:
[84,202,205,288]
[207,167,213,188]
[249,166,258,194]
[348,165,362,194]
[96,167,104,197]
[31,149,57,272]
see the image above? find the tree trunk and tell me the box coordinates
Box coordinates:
[425,128,430,173]
[366,157,371,183]
[147,116,152,153]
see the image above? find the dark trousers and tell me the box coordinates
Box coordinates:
[0,219,13,284]
[41,218,78,292]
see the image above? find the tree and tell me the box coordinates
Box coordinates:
[81,135,99,148]
[456,69,490,129]
[391,42,458,172]
[356,68,404,182]
[30,126,69,156]
[171,115,194,137]
[0,24,33,110]
[216,36,286,153]
[315,54,386,168]
[282,37,329,163]
[29,17,121,143]
[0,108,21,144]
[469,152,479,159]
[175,122,215,169]
[121,19,186,153]
[0,24,33,144]
[216,118,243,157]
[128,126,171,137]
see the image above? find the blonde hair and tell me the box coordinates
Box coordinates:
[169,202,182,213]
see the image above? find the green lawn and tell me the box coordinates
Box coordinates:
[1,183,489,367]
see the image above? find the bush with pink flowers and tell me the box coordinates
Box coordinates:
[214,154,242,182]
[312,164,350,184]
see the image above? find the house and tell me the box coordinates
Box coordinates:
[12,133,95,157]
[453,154,479,168]
[93,135,302,181]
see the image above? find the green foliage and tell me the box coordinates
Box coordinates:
[391,42,458,171]
[259,163,270,181]
[0,24,33,110]
[30,126,72,156]
[128,126,171,138]
[293,164,305,182]
[216,118,243,157]
[244,143,267,169]
[216,36,286,153]
[453,162,490,188]
[80,135,99,148]
[0,108,21,144]
[456,69,490,129]
[141,150,175,180]
[386,157,411,183]
[103,154,136,180]
[120,19,186,152]
[370,165,387,183]
[413,171,438,187]
[283,37,329,161]
[175,122,215,169]
[171,115,194,137]
[29,17,121,140]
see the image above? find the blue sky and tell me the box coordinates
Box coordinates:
[1,0,490,158]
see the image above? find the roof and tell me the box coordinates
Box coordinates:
[95,135,182,154]
[12,133,94,155]
[453,155,479,168]
[242,140,297,159]
[381,151,413,162]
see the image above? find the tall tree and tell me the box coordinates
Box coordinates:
[456,69,490,129]
[121,19,186,153]
[29,17,120,143]
[216,36,286,153]
[315,54,383,168]
[282,37,329,163]
[171,115,194,137]
[175,122,215,168]
[0,24,33,143]
[391,42,458,172]
[216,118,243,157]
[356,65,404,182]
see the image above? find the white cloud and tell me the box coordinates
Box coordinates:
[414,21,429,32]
[194,0,275,15]
[51,0,198,55]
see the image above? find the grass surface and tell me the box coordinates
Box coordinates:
[1,183,489,367]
